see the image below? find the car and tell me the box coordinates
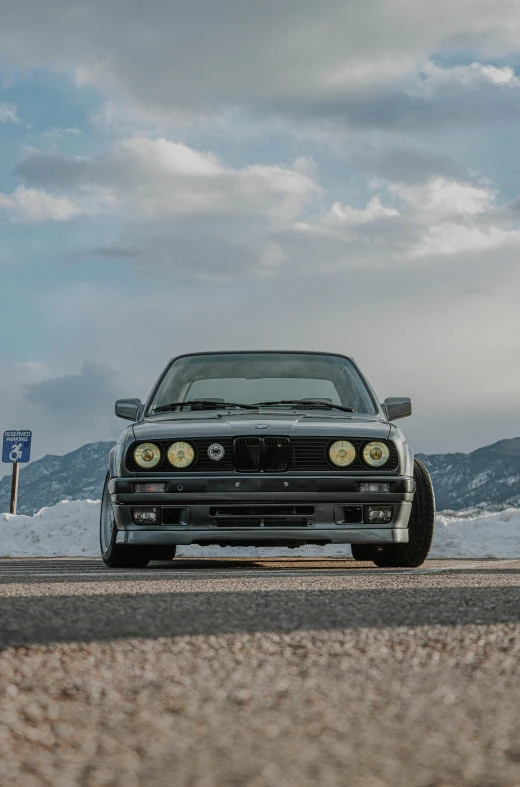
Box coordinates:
[100,350,435,569]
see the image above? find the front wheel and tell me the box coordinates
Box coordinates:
[100,474,151,568]
[365,459,435,568]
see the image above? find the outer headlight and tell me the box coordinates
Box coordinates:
[133,442,161,469]
[167,441,195,469]
[328,440,356,467]
[362,441,390,468]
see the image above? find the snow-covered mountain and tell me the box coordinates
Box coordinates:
[417,437,520,511]
[1,437,520,515]
[0,442,114,516]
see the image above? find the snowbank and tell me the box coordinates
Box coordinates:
[1,500,101,558]
[431,508,520,558]
[1,500,520,559]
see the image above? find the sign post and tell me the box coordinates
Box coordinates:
[10,461,20,515]
[2,431,32,515]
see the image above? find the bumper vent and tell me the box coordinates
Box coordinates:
[210,505,315,517]
[210,503,314,529]
[215,518,310,528]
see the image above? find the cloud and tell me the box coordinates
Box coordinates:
[24,362,121,423]
[42,127,82,145]
[351,146,462,185]
[0,103,20,124]
[276,60,520,132]
[325,197,400,225]
[419,62,520,90]
[11,137,520,276]
[0,359,125,470]
[410,223,520,257]
[0,185,90,222]
[391,178,494,219]
[0,182,117,223]
[388,177,520,257]
[12,139,321,277]
[0,1,520,130]
[279,175,520,269]
[15,140,319,221]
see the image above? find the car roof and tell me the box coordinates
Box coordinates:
[168,350,355,362]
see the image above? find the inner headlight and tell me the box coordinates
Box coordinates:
[133,442,161,469]
[362,441,390,468]
[328,440,356,467]
[167,441,195,469]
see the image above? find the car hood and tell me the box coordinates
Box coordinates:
[133,412,391,441]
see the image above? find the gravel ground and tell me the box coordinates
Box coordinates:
[1,557,520,787]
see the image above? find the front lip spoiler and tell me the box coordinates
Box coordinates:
[116,527,409,546]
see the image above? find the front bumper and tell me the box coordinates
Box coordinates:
[109,474,414,547]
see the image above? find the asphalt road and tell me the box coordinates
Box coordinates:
[1,556,520,787]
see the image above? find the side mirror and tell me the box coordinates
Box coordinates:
[115,398,143,421]
[382,397,412,421]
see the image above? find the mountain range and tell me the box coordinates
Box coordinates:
[417,437,520,512]
[1,437,520,515]
[0,442,115,516]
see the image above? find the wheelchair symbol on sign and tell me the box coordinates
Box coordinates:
[9,444,23,462]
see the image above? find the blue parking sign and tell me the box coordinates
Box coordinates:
[2,431,32,463]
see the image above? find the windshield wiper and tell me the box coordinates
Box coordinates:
[152,400,259,413]
[254,399,354,413]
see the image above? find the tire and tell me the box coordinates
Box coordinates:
[365,459,435,568]
[100,474,151,568]
[351,544,373,561]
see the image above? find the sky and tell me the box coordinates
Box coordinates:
[1,0,520,471]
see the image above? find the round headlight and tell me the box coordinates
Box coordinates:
[328,440,356,467]
[167,441,195,469]
[133,442,161,469]
[362,441,390,468]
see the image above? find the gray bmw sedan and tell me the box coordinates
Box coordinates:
[100,351,434,568]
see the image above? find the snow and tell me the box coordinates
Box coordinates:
[431,508,520,559]
[1,499,520,559]
[0,500,101,558]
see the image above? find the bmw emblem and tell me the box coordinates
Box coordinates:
[255,424,270,430]
[207,443,225,462]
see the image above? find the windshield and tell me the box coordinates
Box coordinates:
[148,353,378,415]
